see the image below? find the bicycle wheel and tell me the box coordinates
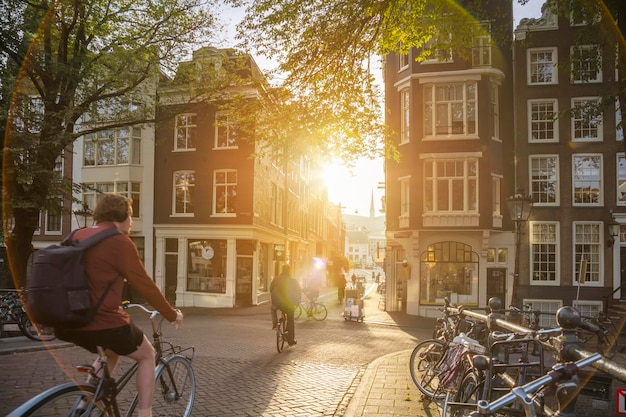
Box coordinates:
[294,305,302,319]
[152,355,195,417]
[7,382,106,417]
[311,303,328,321]
[276,318,286,352]
[409,339,447,400]
[18,314,56,341]
[449,371,483,417]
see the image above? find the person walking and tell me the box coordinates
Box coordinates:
[54,194,183,417]
[270,264,301,346]
[337,273,346,302]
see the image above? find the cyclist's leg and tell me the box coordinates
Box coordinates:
[126,335,157,417]
[286,309,296,344]
[270,304,278,328]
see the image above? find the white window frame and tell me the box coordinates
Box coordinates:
[617,154,626,206]
[400,89,410,144]
[399,52,409,70]
[571,97,602,142]
[423,159,478,213]
[492,175,501,216]
[530,221,560,286]
[423,82,477,137]
[527,47,558,85]
[523,299,562,328]
[172,171,195,216]
[83,127,141,166]
[174,113,197,151]
[572,300,603,318]
[528,99,558,143]
[491,83,500,140]
[572,154,603,206]
[572,222,603,287]
[571,45,602,83]
[617,98,623,141]
[214,111,239,149]
[422,32,453,64]
[399,177,410,227]
[472,32,492,67]
[213,169,237,217]
[529,155,559,206]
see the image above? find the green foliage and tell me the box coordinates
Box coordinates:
[0,0,221,282]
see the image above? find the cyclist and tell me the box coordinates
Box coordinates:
[54,194,183,417]
[270,264,301,346]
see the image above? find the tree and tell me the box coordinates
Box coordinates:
[227,0,517,165]
[0,0,220,287]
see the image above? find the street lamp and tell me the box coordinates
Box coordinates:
[73,202,93,229]
[608,212,620,247]
[506,188,533,308]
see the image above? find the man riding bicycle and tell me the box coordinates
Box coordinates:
[270,264,301,346]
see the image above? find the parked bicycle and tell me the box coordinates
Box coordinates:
[7,303,195,417]
[0,289,55,341]
[294,295,328,321]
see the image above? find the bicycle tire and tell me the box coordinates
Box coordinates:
[18,314,56,341]
[6,382,106,417]
[152,355,195,417]
[276,318,286,352]
[409,339,447,400]
[311,303,328,321]
[294,305,302,320]
[448,371,482,417]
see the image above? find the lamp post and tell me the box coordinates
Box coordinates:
[73,202,92,229]
[608,212,620,247]
[506,188,533,308]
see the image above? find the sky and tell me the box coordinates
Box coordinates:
[218,1,546,217]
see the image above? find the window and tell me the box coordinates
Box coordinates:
[528,99,558,142]
[528,48,558,85]
[530,155,559,205]
[571,45,602,83]
[573,154,602,205]
[492,176,501,215]
[83,127,141,166]
[400,89,410,143]
[491,83,499,139]
[187,239,227,293]
[400,177,410,227]
[173,171,195,215]
[423,82,477,136]
[472,30,492,66]
[44,153,64,234]
[618,154,626,205]
[214,169,237,215]
[214,112,240,148]
[530,222,559,284]
[573,222,602,285]
[419,241,479,305]
[572,300,602,318]
[82,182,141,218]
[524,299,561,328]
[422,31,453,63]
[399,52,409,70]
[174,113,196,151]
[424,159,478,212]
[571,98,602,141]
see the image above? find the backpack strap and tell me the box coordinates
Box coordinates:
[76,227,121,248]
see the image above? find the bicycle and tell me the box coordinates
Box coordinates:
[578,312,619,356]
[7,303,195,417]
[294,296,328,321]
[0,289,55,341]
[276,309,290,353]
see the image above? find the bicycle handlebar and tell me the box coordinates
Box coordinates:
[471,353,602,416]
[122,302,159,320]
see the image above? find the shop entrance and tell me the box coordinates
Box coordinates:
[486,267,506,307]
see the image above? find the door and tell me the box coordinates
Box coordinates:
[486,268,506,307]
[236,256,253,306]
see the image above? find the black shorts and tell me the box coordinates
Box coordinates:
[55,322,145,356]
